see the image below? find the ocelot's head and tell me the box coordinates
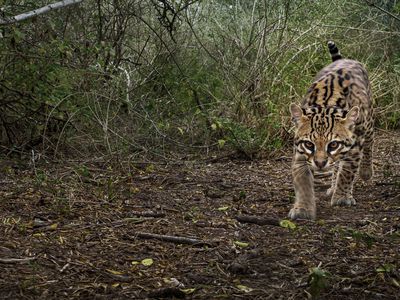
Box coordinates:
[290,104,359,171]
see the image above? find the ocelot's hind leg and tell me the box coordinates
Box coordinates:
[359,132,374,181]
[331,147,361,206]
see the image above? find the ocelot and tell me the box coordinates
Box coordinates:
[288,41,374,220]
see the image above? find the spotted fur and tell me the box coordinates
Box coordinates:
[288,41,374,220]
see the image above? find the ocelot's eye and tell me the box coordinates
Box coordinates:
[304,141,314,150]
[328,141,339,150]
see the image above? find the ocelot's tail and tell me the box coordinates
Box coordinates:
[327,41,342,62]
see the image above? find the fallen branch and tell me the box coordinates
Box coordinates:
[0,0,84,25]
[127,232,211,246]
[131,211,166,218]
[0,257,36,264]
[59,217,147,231]
[236,215,281,226]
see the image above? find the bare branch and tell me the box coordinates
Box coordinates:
[0,0,84,25]
[125,232,212,246]
[365,0,400,22]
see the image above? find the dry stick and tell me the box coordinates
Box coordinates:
[132,232,211,246]
[365,0,400,22]
[236,214,280,226]
[131,211,166,218]
[0,257,36,264]
[0,0,84,25]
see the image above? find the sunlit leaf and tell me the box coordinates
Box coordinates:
[376,264,395,273]
[33,233,45,237]
[234,241,249,248]
[279,219,296,230]
[141,258,153,266]
[181,288,196,294]
[217,206,229,211]
[236,284,253,292]
[106,269,124,275]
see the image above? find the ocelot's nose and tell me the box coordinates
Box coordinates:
[315,159,327,169]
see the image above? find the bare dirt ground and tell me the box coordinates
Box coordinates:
[0,130,399,299]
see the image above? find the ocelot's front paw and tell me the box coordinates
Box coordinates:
[288,206,316,220]
[331,195,356,206]
[359,164,373,181]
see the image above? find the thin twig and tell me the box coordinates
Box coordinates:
[0,257,37,264]
[127,232,211,246]
[131,211,166,218]
[365,0,400,22]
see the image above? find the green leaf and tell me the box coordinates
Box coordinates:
[218,139,225,148]
[234,241,249,248]
[106,269,124,275]
[279,219,296,230]
[217,206,229,211]
[376,264,395,273]
[308,267,330,298]
[236,284,253,292]
[181,288,196,294]
[141,258,154,266]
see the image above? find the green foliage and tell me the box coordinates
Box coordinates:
[308,266,331,299]
[347,228,376,248]
[1,0,399,157]
[279,219,296,230]
[332,226,377,248]
[376,263,396,274]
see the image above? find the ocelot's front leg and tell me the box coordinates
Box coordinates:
[331,147,361,206]
[289,154,316,220]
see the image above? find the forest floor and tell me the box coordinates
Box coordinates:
[0,130,399,300]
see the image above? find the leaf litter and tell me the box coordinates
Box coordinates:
[0,131,399,299]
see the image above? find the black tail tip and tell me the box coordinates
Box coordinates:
[327,40,335,48]
[327,40,342,61]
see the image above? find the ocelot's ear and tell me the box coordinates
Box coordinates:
[290,103,305,126]
[343,106,359,127]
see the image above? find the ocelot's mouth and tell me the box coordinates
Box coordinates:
[311,162,335,172]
